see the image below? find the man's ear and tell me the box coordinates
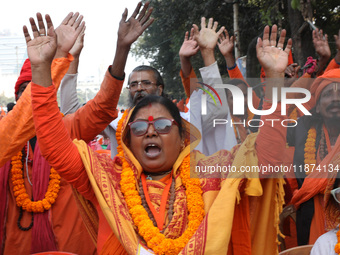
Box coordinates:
[157,85,164,96]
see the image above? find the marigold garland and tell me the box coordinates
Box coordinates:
[335,229,340,254]
[304,127,317,175]
[11,151,61,213]
[117,110,205,255]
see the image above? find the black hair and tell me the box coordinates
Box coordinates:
[129,95,184,138]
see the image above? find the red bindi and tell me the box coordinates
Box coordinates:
[148,116,153,121]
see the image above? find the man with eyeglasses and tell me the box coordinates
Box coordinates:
[127,65,165,106]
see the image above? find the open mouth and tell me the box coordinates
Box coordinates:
[144,143,161,158]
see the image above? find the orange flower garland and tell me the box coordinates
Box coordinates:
[304,127,317,175]
[335,229,340,254]
[11,151,61,213]
[116,110,205,255]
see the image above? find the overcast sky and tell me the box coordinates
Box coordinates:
[0,0,150,97]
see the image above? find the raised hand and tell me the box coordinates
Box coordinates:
[179,28,199,59]
[217,29,234,57]
[69,25,86,57]
[313,28,331,60]
[23,13,57,86]
[55,12,85,58]
[23,13,57,67]
[256,25,292,77]
[192,17,225,50]
[118,1,154,48]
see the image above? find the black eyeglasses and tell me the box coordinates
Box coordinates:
[331,187,340,204]
[127,80,157,91]
[128,118,178,136]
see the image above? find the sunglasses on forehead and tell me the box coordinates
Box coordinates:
[128,118,178,136]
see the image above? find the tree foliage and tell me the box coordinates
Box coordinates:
[133,0,340,99]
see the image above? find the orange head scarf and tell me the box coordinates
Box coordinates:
[15,59,32,100]
[310,68,340,106]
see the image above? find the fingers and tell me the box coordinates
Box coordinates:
[192,24,200,39]
[269,24,277,46]
[217,26,225,37]
[131,1,142,19]
[29,17,40,38]
[67,12,79,26]
[284,38,293,55]
[136,1,150,21]
[262,25,270,47]
[121,8,128,23]
[207,18,213,29]
[256,37,263,58]
[141,18,154,31]
[61,12,73,25]
[36,13,46,36]
[212,21,218,31]
[277,29,286,49]
[45,14,54,30]
[184,31,189,41]
[23,25,31,44]
[189,27,194,40]
[140,6,153,26]
[201,17,206,29]
[72,13,83,28]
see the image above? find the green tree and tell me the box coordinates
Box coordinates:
[134,0,339,97]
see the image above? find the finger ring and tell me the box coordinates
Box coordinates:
[40,34,46,36]
[271,46,275,47]
[278,47,283,50]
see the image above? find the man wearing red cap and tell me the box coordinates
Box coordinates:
[14,58,32,101]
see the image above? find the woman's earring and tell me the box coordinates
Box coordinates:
[181,141,185,150]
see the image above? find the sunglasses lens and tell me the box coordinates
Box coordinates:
[154,119,172,133]
[333,188,340,203]
[130,121,148,136]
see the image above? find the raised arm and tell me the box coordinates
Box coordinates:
[312,28,331,76]
[63,2,154,143]
[193,17,224,67]
[179,28,199,97]
[60,26,86,115]
[324,29,340,72]
[255,25,292,168]
[0,12,82,167]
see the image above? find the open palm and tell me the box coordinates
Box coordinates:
[23,14,57,66]
[256,25,292,75]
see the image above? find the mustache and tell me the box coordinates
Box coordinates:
[132,91,149,105]
[326,102,340,111]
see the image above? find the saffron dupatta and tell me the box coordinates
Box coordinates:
[71,106,284,255]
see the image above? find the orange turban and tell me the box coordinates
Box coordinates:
[15,59,32,100]
[310,69,340,104]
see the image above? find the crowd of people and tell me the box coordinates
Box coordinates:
[0,1,340,255]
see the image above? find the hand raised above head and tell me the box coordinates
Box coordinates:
[23,13,57,67]
[69,25,86,57]
[179,28,199,58]
[118,1,154,48]
[55,12,85,58]
[313,28,331,60]
[192,17,225,51]
[217,29,234,57]
[256,25,292,77]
